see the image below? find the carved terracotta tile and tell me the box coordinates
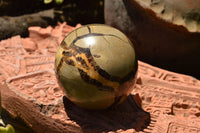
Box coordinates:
[22,55,55,73]
[1,23,200,133]
[6,70,62,105]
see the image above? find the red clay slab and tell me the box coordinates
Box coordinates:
[1,23,200,133]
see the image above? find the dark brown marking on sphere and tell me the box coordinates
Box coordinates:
[87,56,98,70]
[71,44,91,58]
[58,41,121,92]
[76,57,89,69]
[98,86,115,92]
[87,56,93,64]
[78,69,114,92]
[120,59,138,83]
[68,44,121,82]
[64,58,75,66]
[62,51,72,57]
[71,33,129,48]
[93,54,101,58]
[60,41,68,49]
[69,43,121,82]
[87,26,91,33]
[97,69,120,82]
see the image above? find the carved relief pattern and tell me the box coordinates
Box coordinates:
[168,123,200,133]
[0,36,27,56]
[138,61,200,87]
[0,54,21,83]
[0,36,28,83]
[154,113,200,133]
[133,84,200,118]
[23,55,55,73]
[6,70,62,105]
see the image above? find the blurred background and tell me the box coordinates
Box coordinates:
[0,0,104,40]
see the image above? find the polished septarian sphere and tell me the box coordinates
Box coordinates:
[55,24,138,109]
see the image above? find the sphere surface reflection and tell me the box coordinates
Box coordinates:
[55,24,138,109]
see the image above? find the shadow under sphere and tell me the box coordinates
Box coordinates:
[63,94,150,132]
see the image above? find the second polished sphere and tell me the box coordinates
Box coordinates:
[55,24,138,109]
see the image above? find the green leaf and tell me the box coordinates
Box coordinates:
[44,0,53,4]
[0,87,2,115]
[55,0,64,5]
[0,125,15,133]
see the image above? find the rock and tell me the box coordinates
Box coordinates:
[104,0,200,79]
[0,9,55,40]
[1,23,200,133]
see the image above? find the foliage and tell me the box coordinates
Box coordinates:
[44,0,64,5]
[0,91,15,133]
[0,125,15,133]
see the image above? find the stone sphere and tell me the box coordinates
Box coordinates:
[55,24,138,109]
